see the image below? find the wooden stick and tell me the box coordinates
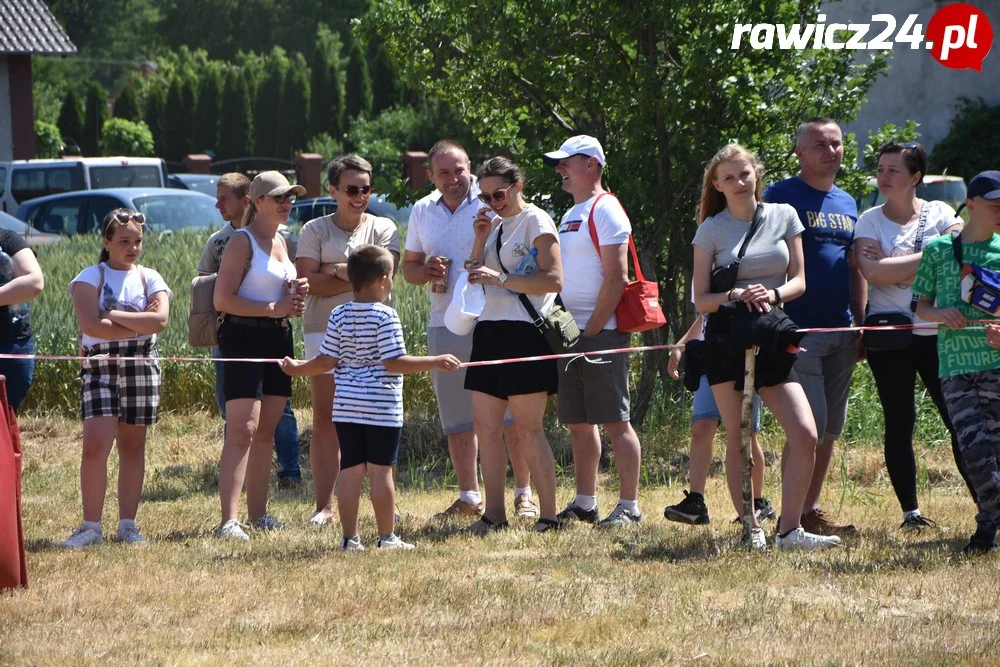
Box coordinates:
[741,346,757,543]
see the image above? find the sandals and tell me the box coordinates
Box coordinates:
[533,518,563,533]
[466,515,510,537]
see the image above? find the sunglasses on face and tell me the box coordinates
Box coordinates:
[477,183,516,205]
[271,193,296,204]
[336,184,373,197]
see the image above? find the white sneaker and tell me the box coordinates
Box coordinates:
[307,510,333,527]
[741,524,767,551]
[341,535,365,552]
[775,526,841,551]
[116,524,147,545]
[217,519,250,541]
[251,515,284,531]
[59,525,102,549]
[377,534,415,550]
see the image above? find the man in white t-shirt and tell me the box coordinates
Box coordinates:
[542,135,643,527]
[402,141,535,521]
[197,172,301,489]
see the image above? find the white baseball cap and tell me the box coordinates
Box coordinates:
[542,135,606,167]
[444,272,486,336]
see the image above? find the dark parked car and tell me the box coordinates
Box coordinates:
[15,188,224,236]
[288,194,413,226]
[168,173,219,197]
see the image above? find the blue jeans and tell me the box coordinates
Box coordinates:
[0,336,34,414]
[213,347,301,480]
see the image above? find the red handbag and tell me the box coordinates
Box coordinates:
[587,193,667,333]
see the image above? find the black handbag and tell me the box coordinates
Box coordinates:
[710,203,765,294]
[496,224,580,354]
[682,340,705,392]
[862,203,929,352]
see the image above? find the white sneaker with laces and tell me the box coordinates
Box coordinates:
[59,525,103,549]
[377,534,415,550]
[775,526,841,551]
[116,524,147,545]
[341,535,365,552]
[217,519,250,541]
[251,515,284,531]
[741,525,767,551]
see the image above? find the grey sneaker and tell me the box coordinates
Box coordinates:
[341,535,365,552]
[775,526,841,551]
[59,525,103,549]
[556,502,599,524]
[251,515,285,531]
[377,534,415,550]
[217,519,250,541]
[597,504,642,528]
[115,524,147,545]
[740,521,767,551]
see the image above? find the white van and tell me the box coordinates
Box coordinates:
[0,157,168,214]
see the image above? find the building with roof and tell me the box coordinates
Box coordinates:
[0,0,76,161]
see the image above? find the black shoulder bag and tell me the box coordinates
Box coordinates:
[496,223,580,354]
[862,204,928,352]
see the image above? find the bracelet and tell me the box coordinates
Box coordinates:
[773,287,783,305]
[727,288,736,302]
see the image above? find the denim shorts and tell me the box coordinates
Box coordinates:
[692,374,761,432]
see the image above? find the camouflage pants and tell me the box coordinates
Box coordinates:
[942,370,1000,533]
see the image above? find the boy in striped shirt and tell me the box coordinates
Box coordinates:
[281,245,460,550]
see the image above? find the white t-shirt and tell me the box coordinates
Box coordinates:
[557,193,632,330]
[70,263,172,346]
[320,301,406,428]
[297,213,400,335]
[480,204,559,323]
[855,200,959,336]
[404,185,482,328]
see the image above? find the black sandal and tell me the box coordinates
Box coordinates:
[533,518,563,533]
[467,515,509,536]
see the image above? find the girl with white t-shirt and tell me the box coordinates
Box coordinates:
[60,209,171,548]
[855,141,966,532]
[464,157,564,535]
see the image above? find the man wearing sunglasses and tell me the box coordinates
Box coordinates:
[542,135,643,528]
[761,118,862,537]
[198,172,302,491]
[402,141,537,522]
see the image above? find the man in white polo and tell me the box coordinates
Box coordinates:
[402,140,536,521]
[543,135,643,527]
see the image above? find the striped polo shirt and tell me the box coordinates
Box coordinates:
[320,301,406,427]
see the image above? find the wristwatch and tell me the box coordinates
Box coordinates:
[773,287,783,305]
[497,273,509,287]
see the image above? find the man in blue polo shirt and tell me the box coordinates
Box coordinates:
[763,117,864,536]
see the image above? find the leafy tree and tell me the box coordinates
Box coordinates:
[345,38,373,125]
[56,87,85,152]
[82,82,108,156]
[192,66,224,155]
[309,23,346,140]
[100,118,155,156]
[930,98,999,179]
[369,39,402,114]
[218,68,255,159]
[144,85,169,158]
[254,48,290,158]
[363,0,889,424]
[163,76,199,161]
[276,53,311,158]
[34,120,63,158]
[114,84,141,122]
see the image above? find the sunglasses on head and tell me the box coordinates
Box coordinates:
[336,184,373,197]
[477,183,516,205]
[113,211,146,225]
[901,142,919,150]
[271,193,297,204]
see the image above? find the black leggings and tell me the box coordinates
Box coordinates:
[866,335,976,512]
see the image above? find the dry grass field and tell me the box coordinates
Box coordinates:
[3,411,1000,666]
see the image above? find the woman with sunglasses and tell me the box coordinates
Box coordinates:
[693,143,840,551]
[294,155,399,526]
[60,209,171,548]
[855,141,967,532]
[0,223,44,413]
[463,156,563,534]
[214,171,308,541]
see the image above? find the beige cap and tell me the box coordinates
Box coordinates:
[249,171,307,200]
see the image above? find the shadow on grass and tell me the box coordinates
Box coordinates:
[610,530,725,562]
[25,538,59,553]
[140,461,219,502]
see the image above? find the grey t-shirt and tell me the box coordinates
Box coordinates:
[692,203,804,290]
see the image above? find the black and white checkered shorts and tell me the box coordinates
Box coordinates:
[80,338,161,425]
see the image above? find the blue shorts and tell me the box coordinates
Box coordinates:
[692,375,761,432]
[335,421,402,469]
